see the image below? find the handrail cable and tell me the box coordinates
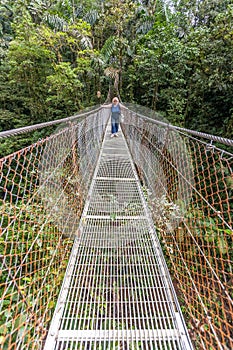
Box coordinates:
[136,112,233,147]
[0,105,232,148]
[0,106,102,139]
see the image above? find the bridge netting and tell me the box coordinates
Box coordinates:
[0,105,232,349]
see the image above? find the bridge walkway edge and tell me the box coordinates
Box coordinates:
[43,120,193,350]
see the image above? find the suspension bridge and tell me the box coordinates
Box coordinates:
[0,104,232,350]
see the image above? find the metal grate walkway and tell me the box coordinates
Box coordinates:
[44,120,193,350]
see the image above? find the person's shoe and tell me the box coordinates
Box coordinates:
[114,133,119,137]
[111,133,115,138]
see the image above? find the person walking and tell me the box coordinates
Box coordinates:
[101,97,126,138]
[110,97,121,137]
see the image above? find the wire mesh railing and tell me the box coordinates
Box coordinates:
[0,104,232,349]
[44,119,193,350]
[0,107,109,349]
[121,109,233,350]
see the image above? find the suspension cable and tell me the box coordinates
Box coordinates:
[1,105,232,148]
[136,112,233,147]
[0,106,101,139]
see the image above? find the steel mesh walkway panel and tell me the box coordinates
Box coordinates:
[1,105,232,349]
[44,121,193,350]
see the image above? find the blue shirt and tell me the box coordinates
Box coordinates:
[111,104,121,113]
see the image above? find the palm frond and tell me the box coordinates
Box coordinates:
[43,14,68,31]
[100,36,116,63]
[136,20,154,34]
[80,36,93,50]
[28,0,47,16]
[74,5,84,18]
[83,10,99,26]
[91,55,105,67]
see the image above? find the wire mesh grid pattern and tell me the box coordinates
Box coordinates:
[0,109,109,349]
[121,110,233,350]
[44,121,193,350]
[0,105,232,350]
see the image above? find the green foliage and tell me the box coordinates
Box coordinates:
[46,61,83,114]
[83,9,99,26]
[183,5,233,137]
[186,207,231,258]
[43,13,68,31]
[100,36,116,63]
[0,4,99,151]
[0,200,72,349]
[0,0,232,146]
[124,1,233,135]
[0,1,14,53]
[0,3,232,348]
